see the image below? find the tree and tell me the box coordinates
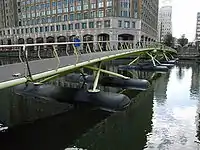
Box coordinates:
[163,33,174,47]
[178,34,188,47]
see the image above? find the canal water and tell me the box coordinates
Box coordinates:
[0,60,200,150]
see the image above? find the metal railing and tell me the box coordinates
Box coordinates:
[0,40,177,90]
[0,40,177,71]
[0,40,176,55]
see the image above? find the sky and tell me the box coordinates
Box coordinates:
[159,0,200,41]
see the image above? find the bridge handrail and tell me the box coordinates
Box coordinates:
[0,40,177,63]
[0,40,178,90]
[0,40,175,49]
[0,40,146,47]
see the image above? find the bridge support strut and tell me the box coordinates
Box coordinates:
[23,46,33,82]
[146,52,161,66]
[85,63,130,92]
[163,52,170,61]
[128,56,140,65]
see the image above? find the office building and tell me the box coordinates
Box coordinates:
[158,6,172,42]
[0,0,159,45]
[196,12,200,40]
[0,0,18,29]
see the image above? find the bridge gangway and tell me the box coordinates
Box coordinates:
[0,40,177,90]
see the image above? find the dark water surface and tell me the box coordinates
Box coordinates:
[0,61,200,150]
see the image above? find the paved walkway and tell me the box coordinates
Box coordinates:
[0,50,131,83]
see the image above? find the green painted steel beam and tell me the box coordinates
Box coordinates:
[84,65,130,79]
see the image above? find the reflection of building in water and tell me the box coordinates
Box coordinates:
[192,63,200,142]
[196,106,200,141]
[153,73,169,104]
[190,63,200,95]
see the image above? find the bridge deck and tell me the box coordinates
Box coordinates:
[0,50,131,83]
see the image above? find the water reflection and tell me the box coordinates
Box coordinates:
[145,63,200,149]
[190,62,200,97]
[72,86,154,150]
[153,72,170,105]
[0,87,72,127]
[0,58,155,150]
[2,59,200,150]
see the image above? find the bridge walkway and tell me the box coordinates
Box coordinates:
[0,40,177,89]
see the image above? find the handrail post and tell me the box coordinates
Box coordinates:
[52,45,60,70]
[23,45,33,81]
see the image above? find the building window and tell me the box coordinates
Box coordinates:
[56,25,60,31]
[91,3,96,9]
[50,26,55,31]
[27,20,31,25]
[98,10,104,17]
[37,18,41,24]
[124,21,130,28]
[52,9,56,14]
[75,23,80,29]
[34,27,38,33]
[32,13,35,17]
[57,16,61,22]
[57,1,62,8]
[98,2,104,8]
[41,11,45,16]
[64,15,68,21]
[83,4,88,10]
[106,9,112,17]
[82,23,87,29]
[21,29,24,34]
[47,10,51,15]
[69,14,74,21]
[42,18,46,23]
[52,2,56,7]
[121,10,129,17]
[118,20,122,27]
[77,5,81,11]
[47,17,51,23]
[52,16,56,23]
[40,27,43,32]
[70,6,74,11]
[30,28,33,33]
[76,13,82,20]
[62,24,67,30]
[68,24,73,30]
[64,8,68,13]
[104,20,110,27]
[107,0,112,7]
[89,22,94,28]
[90,11,96,18]
[57,8,62,13]
[45,26,49,32]
[96,21,101,28]
[132,22,135,28]
[84,12,88,19]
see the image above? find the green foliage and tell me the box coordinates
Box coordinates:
[178,34,188,47]
[163,33,174,47]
